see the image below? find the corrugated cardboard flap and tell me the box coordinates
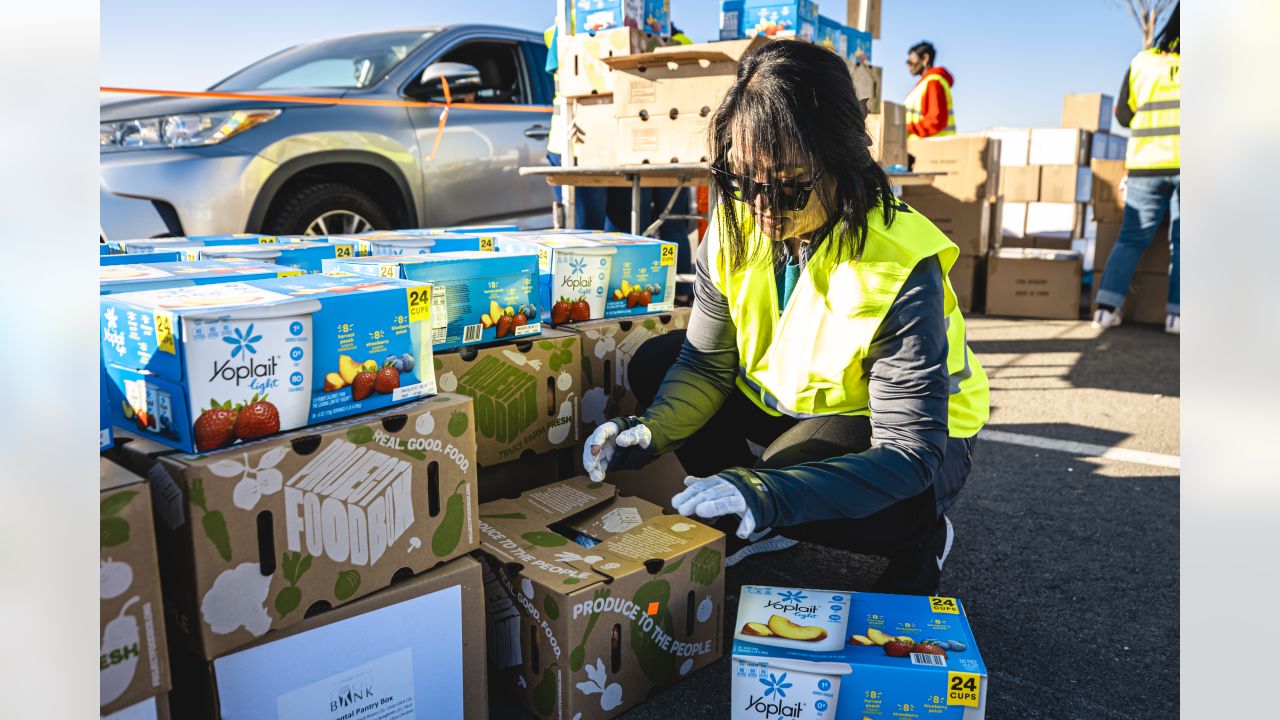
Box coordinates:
[604,37,766,70]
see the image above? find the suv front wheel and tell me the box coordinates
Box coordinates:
[265,181,391,236]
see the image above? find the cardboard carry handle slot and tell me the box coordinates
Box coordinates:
[428,461,441,517]
[289,434,321,455]
[644,558,666,575]
[529,623,541,674]
[256,510,275,577]
[611,623,623,672]
[381,413,409,433]
[604,358,614,393]
[686,590,696,636]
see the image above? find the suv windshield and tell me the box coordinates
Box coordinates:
[213,30,435,91]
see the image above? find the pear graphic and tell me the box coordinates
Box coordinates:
[547,393,574,445]
[100,596,141,706]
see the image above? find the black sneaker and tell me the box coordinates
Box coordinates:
[725,527,800,567]
[872,516,954,595]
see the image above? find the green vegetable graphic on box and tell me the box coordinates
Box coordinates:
[458,355,537,443]
[333,570,361,601]
[690,547,722,586]
[532,662,558,717]
[631,556,685,687]
[275,551,312,616]
[189,478,232,561]
[100,490,136,548]
[431,480,467,556]
[522,531,567,551]
[570,588,610,671]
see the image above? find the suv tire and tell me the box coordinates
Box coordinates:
[265,181,392,235]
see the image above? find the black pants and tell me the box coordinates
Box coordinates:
[629,331,940,558]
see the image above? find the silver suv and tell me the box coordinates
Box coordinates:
[100,25,556,240]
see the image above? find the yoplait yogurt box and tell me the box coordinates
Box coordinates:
[323,251,541,350]
[360,230,496,256]
[109,233,276,254]
[194,240,345,273]
[592,232,678,317]
[100,273,437,453]
[495,232,617,324]
[732,588,989,720]
[100,250,184,266]
[100,259,301,295]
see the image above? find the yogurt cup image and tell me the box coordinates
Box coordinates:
[731,656,852,720]
[734,586,852,653]
[549,242,617,320]
[366,234,435,256]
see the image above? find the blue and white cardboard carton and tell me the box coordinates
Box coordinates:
[817,16,848,57]
[109,233,276,254]
[100,363,114,451]
[362,231,498,256]
[846,26,872,64]
[195,241,343,273]
[101,250,184,266]
[720,0,746,39]
[732,587,988,720]
[592,233,678,317]
[742,0,817,41]
[101,273,437,453]
[100,259,300,295]
[324,251,542,350]
[496,233,618,322]
[576,0,669,35]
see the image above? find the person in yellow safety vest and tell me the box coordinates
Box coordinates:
[1093,3,1180,335]
[582,40,988,594]
[903,41,955,139]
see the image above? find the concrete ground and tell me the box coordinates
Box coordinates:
[492,317,1180,719]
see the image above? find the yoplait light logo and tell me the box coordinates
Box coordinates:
[103,307,126,355]
[209,323,279,390]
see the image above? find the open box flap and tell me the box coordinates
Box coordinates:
[604,37,767,70]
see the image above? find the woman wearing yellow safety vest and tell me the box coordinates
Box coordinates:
[1093,4,1180,334]
[583,40,989,595]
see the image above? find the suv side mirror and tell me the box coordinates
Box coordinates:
[418,62,482,103]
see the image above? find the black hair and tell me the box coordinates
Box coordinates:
[709,39,896,271]
[909,41,936,66]
[1154,3,1179,53]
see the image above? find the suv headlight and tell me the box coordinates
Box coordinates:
[99,109,281,152]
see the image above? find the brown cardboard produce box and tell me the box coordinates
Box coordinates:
[1109,271,1170,325]
[168,555,487,720]
[1093,219,1171,276]
[999,165,1039,203]
[100,458,171,715]
[848,0,882,38]
[616,113,712,165]
[985,248,1083,320]
[949,254,981,313]
[850,63,883,113]
[434,330,582,468]
[116,394,479,660]
[608,38,764,118]
[566,308,690,439]
[478,449,569,504]
[907,134,1001,202]
[479,478,726,720]
[559,28,663,98]
[602,453,691,510]
[866,101,907,167]
[571,95,619,167]
[1091,158,1127,223]
[1038,164,1093,203]
[1061,92,1114,133]
[901,185,991,257]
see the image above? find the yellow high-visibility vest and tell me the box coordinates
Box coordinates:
[706,201,989,437]
[1126,47,1180,171]
[904,73,956,138]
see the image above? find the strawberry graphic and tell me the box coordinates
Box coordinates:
[496,314,513,338]
[193,406,238,452]
[626,291,640,308]
[352,372,376,401]
[639,289,652,306]
[233,399,280,441]
[513,314,528,330]
[551,298,571,325]
[374,367,400,394]
[569,298,591,322]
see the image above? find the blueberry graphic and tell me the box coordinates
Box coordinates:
[400,354,414,372]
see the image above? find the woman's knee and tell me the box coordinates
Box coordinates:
[627,330,687,409]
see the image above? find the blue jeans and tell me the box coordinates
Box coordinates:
[1096,174,1180,315]
[546,152,612,230]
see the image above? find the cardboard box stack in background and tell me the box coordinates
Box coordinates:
[100,459,171,717]
[902,134,1003,311]
[984,247,1084,320]
[1089,159,1173,324]
[866,101,907,168]
[478,478,726,720]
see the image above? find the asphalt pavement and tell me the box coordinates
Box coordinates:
[491,317,1180,719]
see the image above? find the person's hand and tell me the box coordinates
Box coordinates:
[671,475,757,539]
[582,419,652,483]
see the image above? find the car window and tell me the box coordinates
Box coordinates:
[406,40,529,105]
[214,30,434,91]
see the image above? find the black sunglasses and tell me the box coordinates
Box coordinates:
[710,164,822,212]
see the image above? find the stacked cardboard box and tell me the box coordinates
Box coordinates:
[984,247,1084,320]
[991,127,1093,245]
[866,101,907,168]
[1088,159,1174,324]
[902,134,1003,312]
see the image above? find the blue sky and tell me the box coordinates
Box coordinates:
[102,0,1153,132]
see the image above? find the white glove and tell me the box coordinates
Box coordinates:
[671,475,757,539]
[582,420,652,483]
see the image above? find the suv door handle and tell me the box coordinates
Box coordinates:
[524,124,550,139]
